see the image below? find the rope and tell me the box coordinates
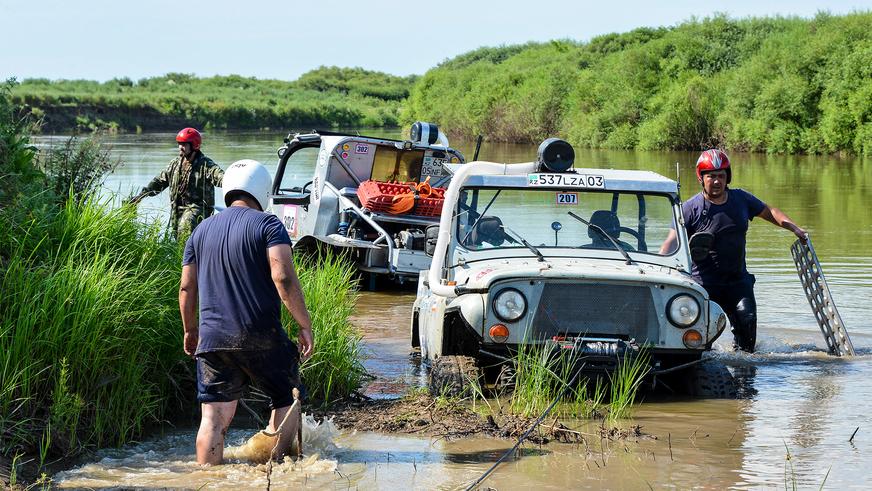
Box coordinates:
[464,359,587,491]
[264,388,302,491]
[386,176,444,215]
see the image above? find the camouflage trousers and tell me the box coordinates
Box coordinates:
[171,207,208,242]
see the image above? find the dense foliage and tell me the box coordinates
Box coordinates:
[404,12,872,154]
[11,67,413,132]
[0,84,364,472]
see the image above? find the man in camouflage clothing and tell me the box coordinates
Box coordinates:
[130,128,224,239]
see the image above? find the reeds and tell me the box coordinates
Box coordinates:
[507,343,648,422]
[287,250,366,406]
[1,91,365,466]
[0,197,184,459]
[0,199,367,460]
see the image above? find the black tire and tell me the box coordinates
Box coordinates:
[429,355,479,397]
[411,310,420,348]
[687,360,737,399]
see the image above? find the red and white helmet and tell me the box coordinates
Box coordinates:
[696,149,731,183]
[176,127,202,150]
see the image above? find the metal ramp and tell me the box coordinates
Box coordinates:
[791,236,855,356]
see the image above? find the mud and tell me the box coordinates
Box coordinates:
[317,392,650,446]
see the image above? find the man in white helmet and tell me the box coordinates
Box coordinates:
[178,159,314,465]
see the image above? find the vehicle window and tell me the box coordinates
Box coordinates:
[456,188,677,256]
[278,147,319,192]
[371,147,425,182]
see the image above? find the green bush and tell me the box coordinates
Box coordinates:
[406,12,872,154]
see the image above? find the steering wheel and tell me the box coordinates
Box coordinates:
[619,226,647,252]
[278,180,314,194]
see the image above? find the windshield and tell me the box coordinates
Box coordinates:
[456,188,678,256]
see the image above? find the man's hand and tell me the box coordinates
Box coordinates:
[791,225,808,243]
[179,264,199,357]
[124,192,146,207]
[184,329,199,357]
[298,326,314,360]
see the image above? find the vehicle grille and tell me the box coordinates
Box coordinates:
[531,283,658,343]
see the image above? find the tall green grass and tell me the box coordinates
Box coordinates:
[1,202,366,462]
[0,197,184,457]
[287,250,366,406]
[508,343,648,422]
[0,86,365,466]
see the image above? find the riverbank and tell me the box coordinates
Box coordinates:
[10,67,414,133]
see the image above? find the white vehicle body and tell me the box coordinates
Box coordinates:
[268,127,465,286]
[413,158,729,376]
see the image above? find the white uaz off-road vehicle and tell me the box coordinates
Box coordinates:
[412,139,733,396]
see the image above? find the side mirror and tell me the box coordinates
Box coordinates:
[425,225,439,257]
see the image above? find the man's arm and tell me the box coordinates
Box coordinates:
[179,264,199,356]
[758,205,807,240]
[130,162,174,204]
[268,244,314,359]
[659,229,678,255]
[206,161,224,187]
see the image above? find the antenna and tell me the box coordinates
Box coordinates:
[472,135,483,161]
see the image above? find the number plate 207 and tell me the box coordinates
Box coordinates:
[556,193,578,205]
[528,173,605,188]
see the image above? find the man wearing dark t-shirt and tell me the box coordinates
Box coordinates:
[179,159,313,465]
[660,150,806,352]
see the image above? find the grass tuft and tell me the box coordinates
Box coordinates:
[507,343,648,421]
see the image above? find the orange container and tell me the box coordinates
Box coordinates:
[357,180,445,217]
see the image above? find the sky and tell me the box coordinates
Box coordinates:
[1,0,869,82]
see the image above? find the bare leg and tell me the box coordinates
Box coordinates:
[267,402,300,459]
[197,401,238,465]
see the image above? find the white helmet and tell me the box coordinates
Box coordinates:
[223,159,271,211]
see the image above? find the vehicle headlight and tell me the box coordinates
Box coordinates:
[492,288,527,322]
[666,294,700,328]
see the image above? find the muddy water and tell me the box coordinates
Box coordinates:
[36,131,872,489]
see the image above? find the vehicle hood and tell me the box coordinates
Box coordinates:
[453,257,702,293]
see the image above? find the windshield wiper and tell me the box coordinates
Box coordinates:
[461,190,502,245]
[502,225,546,262]
[567,211,634,265]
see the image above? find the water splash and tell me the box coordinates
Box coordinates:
[54,415,340,489]
[709,333,871,364]
[225,413,339,463]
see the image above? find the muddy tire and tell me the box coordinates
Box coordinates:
[429,355,479,397]
[687,360,737,399]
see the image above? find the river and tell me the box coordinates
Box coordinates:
[34,129,871,489]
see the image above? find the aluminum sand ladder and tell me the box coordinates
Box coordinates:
[790,236,855,356]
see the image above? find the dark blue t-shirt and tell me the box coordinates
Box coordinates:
[183,206,293,354]
[681,188,766,286]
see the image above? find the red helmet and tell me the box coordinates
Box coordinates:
[176,127,202,150]
[696,149,731,183]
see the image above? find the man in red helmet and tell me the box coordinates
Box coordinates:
[660,149,806,352]
[129,128,224,239]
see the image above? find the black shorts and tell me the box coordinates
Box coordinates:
[196,340,303,410]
